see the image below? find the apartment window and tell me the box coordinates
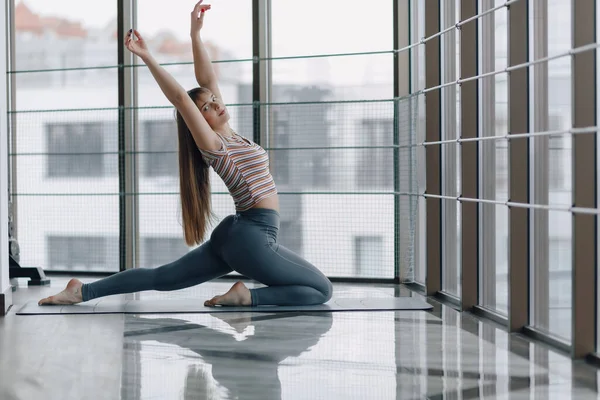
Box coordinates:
[142,237,190,268]
[47,236,109,271]
[142,120,179,178]
[312,151,331,188]
[355,236,384,275]
[278,220,303,256]
[357,119,394,189]
[273,112,290,185]
[47,122,104,177]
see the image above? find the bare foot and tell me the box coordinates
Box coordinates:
[38,278,84,306]
[204,281,252,307]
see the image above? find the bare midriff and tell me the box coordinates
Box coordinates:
[251,193,279,212]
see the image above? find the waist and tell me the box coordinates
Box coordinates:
[236,207,280,227]
[237,207,280,218]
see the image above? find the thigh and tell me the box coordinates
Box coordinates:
[226,227,331,294]
[154,240,233,290]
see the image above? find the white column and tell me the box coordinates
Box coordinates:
[0,0,11,313]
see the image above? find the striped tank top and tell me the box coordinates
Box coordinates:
[199,131,278,211]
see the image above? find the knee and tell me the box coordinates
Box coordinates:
[320,278,333,303]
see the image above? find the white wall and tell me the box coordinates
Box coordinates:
[0,1,10,301]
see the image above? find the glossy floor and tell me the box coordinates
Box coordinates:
[1,276,600,399]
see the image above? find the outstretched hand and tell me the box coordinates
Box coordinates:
[125,29,150,60]
[191,0,212,36]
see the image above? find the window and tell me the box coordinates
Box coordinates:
[273,111,290,185]
[355,236,384,276]
[142,120,179,178]
[312,153,330,188]
[278,220,303,256]
[357,119,394,189]
[47,235,115,271]
[141,237,190,269]
[46,122,104,177]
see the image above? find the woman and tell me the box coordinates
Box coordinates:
[39,2,332,308]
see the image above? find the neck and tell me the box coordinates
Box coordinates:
[214,124,233,137]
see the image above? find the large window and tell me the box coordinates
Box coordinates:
[11,1,401,282]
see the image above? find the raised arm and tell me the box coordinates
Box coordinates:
[190,1,224,101]
[125,29,221,152]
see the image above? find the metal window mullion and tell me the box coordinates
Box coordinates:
[460,0,478,310]
[412,0,427,284]
[571,0,597,359]
[441,0,458,296]
[118,0,138,271]
[479,0,497,309]
[507,0,530,332]
[425,0,442,295]
[531,0,550,332]
[1,0,10,304]
[7,0,16,243]
[254,0,271,146]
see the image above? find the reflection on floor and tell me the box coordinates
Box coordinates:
[1,276,599,399]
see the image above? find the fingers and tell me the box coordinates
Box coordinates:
[132,29,143,41]
[193,1,211,17]
[193,0,203,14]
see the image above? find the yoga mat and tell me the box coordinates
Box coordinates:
[15,296,432,315]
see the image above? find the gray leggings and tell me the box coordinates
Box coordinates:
[81,208,333,306]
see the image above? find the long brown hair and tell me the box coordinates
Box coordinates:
[176,87,216,246]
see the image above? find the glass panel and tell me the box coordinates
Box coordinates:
[271,0,393,57]
[411,0,427,284]
[270,55,394,102]
[13,110,120,272]
[493,2,508,315]
[478,0,508,314]
[530,0,573,342]
[11,1,119,273]
[14,0,117,70]
[271,0,393,102]
[135,0,253,105]
[13,0,118,109]
[134,1,254,268]
[441,0,461,297]
[265,101,396,279]
[267,1,395,278]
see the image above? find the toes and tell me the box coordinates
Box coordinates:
[204,296,219,307]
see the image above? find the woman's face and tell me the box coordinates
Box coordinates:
[196,91,230,128]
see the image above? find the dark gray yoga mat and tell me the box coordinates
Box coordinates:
[16,296,432,315]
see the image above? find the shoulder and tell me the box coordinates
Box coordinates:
[198,134,228,162]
